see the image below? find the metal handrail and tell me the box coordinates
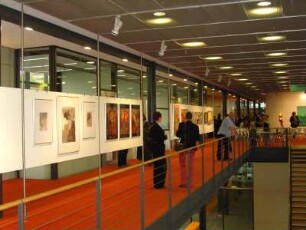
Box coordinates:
[0,136,233,212]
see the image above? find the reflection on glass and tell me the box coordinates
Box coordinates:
[100,60,116,93]
[117,65,140,100]
[171,81,188,104]
[56,48,97,95]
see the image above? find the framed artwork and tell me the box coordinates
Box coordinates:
[83,102,96,139]
[131,105,141,137]
[207,111,213,125]
[192,112,203,125]
[58,97,79,154]
[106,103,118,140]
[174,105,180,133]
[204,112,208,124]
[297,106,306,126]
[120,104,130,138]
[34,99,53,144]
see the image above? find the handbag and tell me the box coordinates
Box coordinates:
[175,139,185,151]
[175,122,186,152]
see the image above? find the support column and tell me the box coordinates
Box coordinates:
[253,99,256,118]
[247,100,250,116]
[222,90,227,118]
[199,205,206,230]
[147,62,156,122]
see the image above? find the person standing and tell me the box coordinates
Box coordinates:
[117,149,129,168]
[290,112,300,140]
[217,112,237,161]
[176,112,200,188]
[137,115,152,162]
[214,113,222,136]
[150,111,167,189]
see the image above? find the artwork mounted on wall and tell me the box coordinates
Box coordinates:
[106,103,118,140]
[58,97,79,154]
[207,111,213,125]
[34,99,53,144]
[173,105,180,133]
[83,101,96,139]
[120,104,130,138]
[131,105,141,137]
[204,112,208,124]
[192,112,203,125]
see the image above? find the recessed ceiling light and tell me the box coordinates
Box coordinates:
[84,46,91,50]
[251,86,257,88]
[254,88,260,90]
[230,73,242,76]
[184,86,189,89]
[248,7,281,16]
[88,81,93,84]
[258,35,285,42]
[179,41,206,47]
[271,63,288,67]
[147,17,173,25]
[142,75,147,78]
[169,73,173,77]
[111,84,117,87]
[158,80,164,83]
[204,85,208,88]
[204,56,223,61]
[266,52,287,57]
[257,1,272,7]
[87,61,95,64]
[92,86,97,89]
[275,71,287,74]
[64,62,77,66]
[218,90,221,92]
[279,81,288,84]
[195,82,198,86]
[25,27,33,31]
[122,58,128,62]
[237,78,248,81]
[62,81,66,85]
[153,12,166,17]
[219,66,233,70]
[278,76,288,79]
[194,89,198,92]
[183,78,187,81]
[212,88,215,91]
[172,83,177,86]
[246,82,253,85]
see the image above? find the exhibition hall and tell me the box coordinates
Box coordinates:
[0,0,306,229]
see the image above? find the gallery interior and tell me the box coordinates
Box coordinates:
[0,0,306,229]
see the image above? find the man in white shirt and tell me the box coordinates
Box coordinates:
[217,112,237,161]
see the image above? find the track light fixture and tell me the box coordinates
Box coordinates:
[227,78,232,87]
[111,15,123,36]
[218,74,222,82]
[205,66,210,77]
[158,41,167,57]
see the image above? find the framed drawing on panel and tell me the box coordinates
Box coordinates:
[174,105,180,134]
[58,97,80,154]
[204,112,208,124]
[34,99,53,144]
[120,104,130,138]
[106,103,118,140]
[83,101,96,139]
[131,105,141,137]
[207,111,213,125]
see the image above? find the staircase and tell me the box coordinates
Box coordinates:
[290,147,306,230]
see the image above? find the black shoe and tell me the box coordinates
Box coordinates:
[154,186,166,189]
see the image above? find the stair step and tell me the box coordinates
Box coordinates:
[292,213,306,219]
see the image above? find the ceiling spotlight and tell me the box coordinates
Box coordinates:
[25,27,33,31]
[169,73,173,77]
[271,63,288,67]
[231,73,242,76]
[219,66,233,70]
[205,56,223,61]
[111,15,123,36]
[257,1,272,7]
[84,46,91,50]
[259,35,285,42]
[227,79,231,87]
[122,58,128,62]
[153,12,166,17]
[218,74,222,82]
[159,41,167,57]
[266,52,287,57]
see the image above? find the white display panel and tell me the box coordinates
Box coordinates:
[0,87,22,173]
[100,97,143,153]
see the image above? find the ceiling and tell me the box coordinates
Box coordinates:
[13,0,306,98]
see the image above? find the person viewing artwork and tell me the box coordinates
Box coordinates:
[217,112,237,161]
[290,111,300,140]
[149,111,167,189]
[176,112,200,188]
[62,107,76,143]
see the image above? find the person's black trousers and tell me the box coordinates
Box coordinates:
[217,135,231,160]
[153,158,167,188]
[118,149,128,167]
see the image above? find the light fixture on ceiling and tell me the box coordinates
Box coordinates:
[64,62,77,66]
[227,78,231,87]
[219,66,233,70]
[169,73,173,77]
[142,75,147,78]
[266,52,287,57]
[205,56,223,61]
[218,74,222,82]
[245,82,253,85]
[25,26,33,31]
[183,78,188,82]
[84,46,91,50]
[147,17,173,25]
[271,63,288,67]
[258,35,286,42]
[237,78,248,81]
[87,61,95,64]
[178,41,206,48]
[122,58,128,62]
[275,71,287,74]
[111,15,123,36]
[158,79,164,83]
[172,83,177,86]
[117,69,125,73]
[257,1,272,7]
[158,41,167,57]
[248,6,281,16]
[278,76,288,79]
[154,12,166,17]
[230,73,242,76]
[205,66,210,77]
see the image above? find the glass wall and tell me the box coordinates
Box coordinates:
[117,65,141,100]
[156,76,169,130]
[171,80,188,104]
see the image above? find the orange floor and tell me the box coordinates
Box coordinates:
[0,140,249,230]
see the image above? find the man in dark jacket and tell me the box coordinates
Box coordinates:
[150,111,167,189]
[176,112,200,188]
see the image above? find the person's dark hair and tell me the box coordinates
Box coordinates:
[153,111,162,121]
[292,112,296,116]
[186,112,192,120]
